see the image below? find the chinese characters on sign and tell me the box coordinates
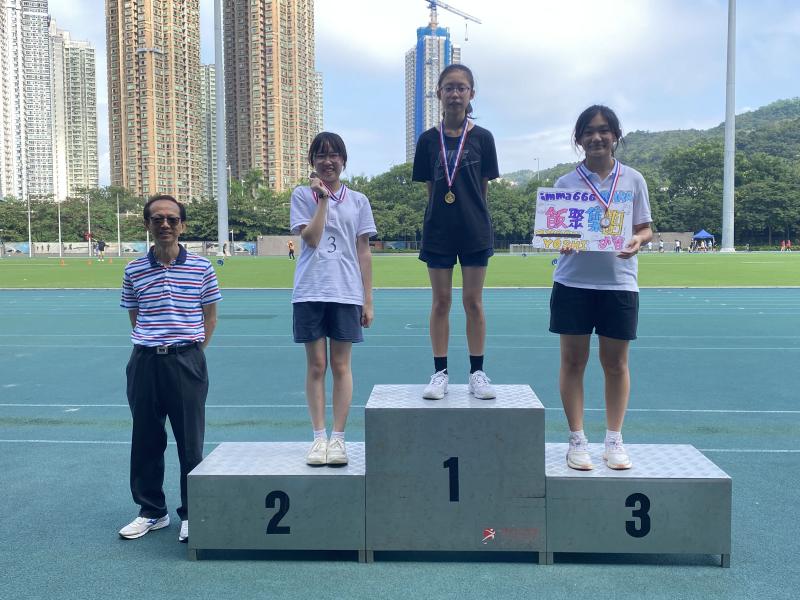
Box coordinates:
[533,188,633,252]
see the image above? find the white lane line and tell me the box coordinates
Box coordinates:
[0,439,796,453]
[1,404,799,414]
[2,333,800,339]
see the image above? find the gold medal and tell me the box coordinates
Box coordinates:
[445,191,456,204]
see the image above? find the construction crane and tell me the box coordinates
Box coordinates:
[425,0,481,40]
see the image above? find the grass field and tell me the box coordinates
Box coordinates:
[1,252,799,288]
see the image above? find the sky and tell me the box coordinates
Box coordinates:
[48,0,800,185]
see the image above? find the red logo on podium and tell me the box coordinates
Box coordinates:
[481,528,496,544]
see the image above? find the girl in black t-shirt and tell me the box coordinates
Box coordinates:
[412,64,500,400]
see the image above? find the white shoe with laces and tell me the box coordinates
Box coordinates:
[422,370,448,400]
[118,515,170,539]
[468,370,496,399]
[178,520,188,543]
[566,436,594,471]
[604,438,633,470]
[326,437,348,465]
[306,438,328,465]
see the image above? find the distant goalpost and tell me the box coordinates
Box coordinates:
[508,244,552,256]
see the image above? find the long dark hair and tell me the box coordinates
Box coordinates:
[573,105,623,154]
[437,64,475,118]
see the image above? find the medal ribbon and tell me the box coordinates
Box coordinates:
[438,116,471,191]
[575,161,622,214]
[313,182,347,204]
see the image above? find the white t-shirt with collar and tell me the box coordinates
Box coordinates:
[290,185,377,305]
[552,161,652,292]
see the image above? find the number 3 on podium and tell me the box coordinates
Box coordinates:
[625,492,651,538]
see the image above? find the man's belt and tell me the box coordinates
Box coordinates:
[135,342,199,355]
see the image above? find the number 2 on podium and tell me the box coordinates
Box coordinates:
[265,490,291,535]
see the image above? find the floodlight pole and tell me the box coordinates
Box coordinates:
[116,194,122,257]
[721,0,736,252]
[57,200,63,258]
[27,196,33,258]
[214,0,229,257]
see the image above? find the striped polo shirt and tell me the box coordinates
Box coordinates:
[121,245,222,346]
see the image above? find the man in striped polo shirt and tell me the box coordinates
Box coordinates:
[118,195,221,544]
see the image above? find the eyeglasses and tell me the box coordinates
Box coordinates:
[440,85,471,94]
[313,152,342,161]
[148,216,182,227]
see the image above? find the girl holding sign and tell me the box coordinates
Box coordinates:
[412,64,500,400]
[550,105,652,470]
[290,132,377,466]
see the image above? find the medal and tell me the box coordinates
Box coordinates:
[576,161,622,227]
[438,116,471,205]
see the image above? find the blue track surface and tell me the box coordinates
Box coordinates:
[1,289,798,599]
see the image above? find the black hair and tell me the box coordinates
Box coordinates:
[143,194,186,221]
[437,64,475,118]
[307,132,348,168]
[573,105,623,152]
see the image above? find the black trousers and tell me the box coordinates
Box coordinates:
[126,344,208,521]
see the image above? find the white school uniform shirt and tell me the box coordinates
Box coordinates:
[290,185,377,305]
[552,161,652,292]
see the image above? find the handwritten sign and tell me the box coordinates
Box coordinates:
[532,188,634,252]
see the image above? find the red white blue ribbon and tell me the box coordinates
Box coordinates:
[439,116,471,190]
[313,182,347,204]
[575,160,622,214]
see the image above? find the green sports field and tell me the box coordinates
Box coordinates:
[1,252,799,288]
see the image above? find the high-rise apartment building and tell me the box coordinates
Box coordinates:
[200,64,217,201]
[314,71,324,135]
[405,23,460,163]
[106,0,203,199]
[51,21,98,199]
[6,0,54,199]
[0,6,12,198]
[224,0,319,192]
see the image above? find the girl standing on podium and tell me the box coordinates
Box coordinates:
[549,105,652,471]
[412,64,500,401]
[290,132,377,466]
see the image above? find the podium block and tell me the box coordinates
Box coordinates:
[545,443,731,566]
[188,442,365,560]
[365,385,546,554]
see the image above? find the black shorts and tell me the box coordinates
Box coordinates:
[419,248,493,269]
[293,302,363,343]
[549,282,639,341]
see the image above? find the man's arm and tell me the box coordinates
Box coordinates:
[201,303,218,349]
[128,309,138,329]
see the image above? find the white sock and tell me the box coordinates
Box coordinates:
[313,428,327,440]
[331,431,345,441]
[569,429,587,442]
[605,429,622,444]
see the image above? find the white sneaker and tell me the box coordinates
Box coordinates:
[604,439,633,470]
[423,370,448,399]
[326,437,348,465]
[468,370,496,399]
[119,514,170,539]
[178,520,188,543]
[306,438,328,465]
[566,436,594,471]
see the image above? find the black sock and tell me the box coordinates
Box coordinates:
[434,356,447,374]
[469,355,484,374]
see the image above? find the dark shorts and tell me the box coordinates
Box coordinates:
[293,302,363,343]
[549,282,639,341]
[419,248,494,269]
